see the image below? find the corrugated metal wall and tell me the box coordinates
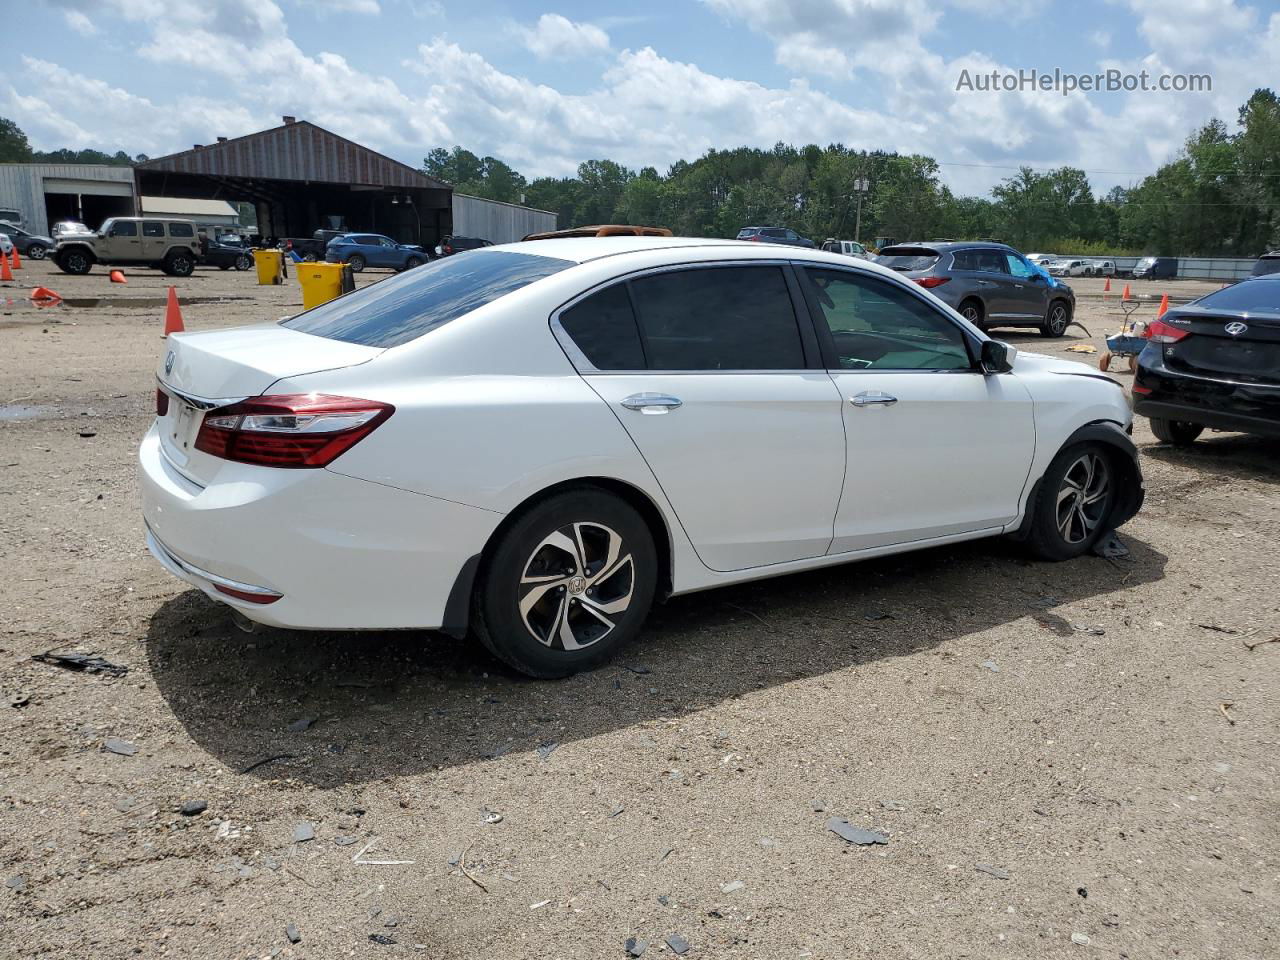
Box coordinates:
[1063,255,1260,281]
[0,164,136,236]
[452,194,556,244]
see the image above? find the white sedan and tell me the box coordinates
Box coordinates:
[141,237,1144,677]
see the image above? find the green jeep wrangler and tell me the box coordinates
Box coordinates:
[54,217,201,277]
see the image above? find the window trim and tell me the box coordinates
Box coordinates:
[549,259,823,374]
[792,262,984,374]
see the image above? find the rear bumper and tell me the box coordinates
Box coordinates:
[138,425,503,630]
[1134,351,1280,437]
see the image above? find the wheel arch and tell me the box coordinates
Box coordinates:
[440,476,675,639]
[56,242,95,263]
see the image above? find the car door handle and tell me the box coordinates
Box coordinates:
[621,393,683,413]
[849,391,898,407]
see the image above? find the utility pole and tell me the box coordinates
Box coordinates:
[852,177,870,244]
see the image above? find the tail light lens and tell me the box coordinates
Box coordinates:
[913,276,950,288]
[1147,318,1189,343]
[156,388,169,417]
[195,394,394,468]
[443,244,453,255]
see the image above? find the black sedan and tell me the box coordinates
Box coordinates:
[1133,275,1280,443]
[201,237,254,271]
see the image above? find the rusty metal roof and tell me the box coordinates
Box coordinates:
[136,120,449,190]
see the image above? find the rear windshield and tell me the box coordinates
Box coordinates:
[736,228,759,238]
[876,247,940,272]
[1191,279,1280,315]
[1251,257,1280,277]
[282,250,573,348]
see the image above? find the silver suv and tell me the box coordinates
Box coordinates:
[876,241,1076,337]
[54,217,201,277]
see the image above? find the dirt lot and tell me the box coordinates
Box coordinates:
[1,261,1277,960]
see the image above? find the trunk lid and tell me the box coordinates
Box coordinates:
[155,324,382,481]
[1161,307,1280,386]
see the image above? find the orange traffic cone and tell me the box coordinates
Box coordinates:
[0,251,13,283]
[163,286,184,337]
[1121,283,1131,300]
[1157,293,1169,317]
[30,286,62,304]
[109,269,127,284]
[10,245,21,270]
[1103,276,1111,295]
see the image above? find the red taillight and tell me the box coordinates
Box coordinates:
[195,394,394,468]
[1146,318,1188,343]
[213,583,281,604]
[1132,384,1153,395]
[443,244,453,254]
[749,235,760,241]
[913,276,951,288]
[156,388,169,416]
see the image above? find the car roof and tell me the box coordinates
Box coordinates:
[475,235,911,279]
[883,240,1013,252]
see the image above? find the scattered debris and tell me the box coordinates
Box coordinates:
[975,863,1010,880]
[1244,637,1280,652]
[1065,343,1097,354]
[724,602,773,627]
[287,717,316,733]
[32,650,128,677]
[368,934,396,945]
[657,895,670,906]
[483,808,504,825]
[826,818,889,846]
[335,835,359,846]
[1071,933,1091,946]
[622,665,651,675]
[625,937,648,957]
[877,800,905,812]
[286,923,301,944]
[240,754,296,775]
[1219,702,1236,726]
[980,660,1000,674]
[864,611,894,621]
[352,837,415,866]
[103,737,137,756]
[1091,531,1129,559]
[1078,887,1088,899]
[78,430,97,438]
[608,804,626,818]
[530,900,552,910]
[1198,623,1237,634]
[457,841,488,893]
[179,800,207,817]
[659,847,675,862]
[6,876,25,892]
[9,692,30,708]
[720,880,745,893]
[537,741,559,760]
[666,933,691,955]
[811,800,827,813]
[293,823,315,843]
[1034,613,1075,637]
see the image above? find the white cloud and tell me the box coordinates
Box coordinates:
[296,0,382,14]
[1091,30,1111,49]
[63,9,97,35]
[521,14,611,60]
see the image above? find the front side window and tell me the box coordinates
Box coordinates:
[283,250,573,348]
[380,237,396,248]
[1005,254,1034,278]
[628,265,805,370]
[801,267,973,371]
[558,283,646,370]
[110,221,138,237]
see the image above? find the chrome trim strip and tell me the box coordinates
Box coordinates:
[156,377,246,411]
[145,525,282,597]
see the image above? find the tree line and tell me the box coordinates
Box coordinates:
[425,88,1280,258]
[0,118,146,167]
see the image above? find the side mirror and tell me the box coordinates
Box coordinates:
[980,339,1016,375]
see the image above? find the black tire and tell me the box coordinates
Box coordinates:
[234,254,253,271]
[404,255,424,270]
[56,248,93,275]
[164,251,195,277]
[1150,417,1203,446]
[958,298,987,332]
[218,264,231,271]
[472,489,657,678]
[27,243,47,261]
[1040,299,1071,337]
[346,253,366,273]
[1025,442,1116,561]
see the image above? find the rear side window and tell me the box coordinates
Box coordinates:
[761,228,785,238]
[628,266,804,370]
[1192,279,1280,315]
[142,221,165,237]
[282,250,573,348]
[558,284,646,370]
[736,228,759,238]
[168,222,194,238]
[877,247,939,272]
[1250,257,1280,277]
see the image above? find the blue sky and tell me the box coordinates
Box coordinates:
[6,0,1277,196]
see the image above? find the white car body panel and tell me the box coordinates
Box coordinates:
[139,237,1135,633]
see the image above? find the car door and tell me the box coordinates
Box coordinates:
[1002,251,1050,319]
[105,219,142,261]
[376,236,400,267]
[795,265,1036,552]
[555,262,847,571]
[139,220,167,261]
[355,235,381,264]
[968,248,1025,318]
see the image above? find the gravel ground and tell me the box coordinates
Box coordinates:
[1,261,1277,960]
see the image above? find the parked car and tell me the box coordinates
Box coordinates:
[1133,256,1177,280]
[0,222,55,260]
[142,237,1142,678]
[0,232,11,257]
[1025,253,1055,267]
[876,241,1076,336]
[53,217,201,277]
[283,229,349,261]
[51,220,93,241]
[0,208,22,228]
[1133,275,1280,444]
[325,233,428,273]
[1249,252,1280,277]
[200,235,255,271]
[736,226,816,248]
[1049,259,1090,278]
[821,239,871,260]
[437,235,493,256]
[1085,259,1116,277]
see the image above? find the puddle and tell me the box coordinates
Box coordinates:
[0,404,56,422]
[57,296,253,309]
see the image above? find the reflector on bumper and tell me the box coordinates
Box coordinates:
[145,525,283,604]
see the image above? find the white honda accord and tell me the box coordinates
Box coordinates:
[141,236,1143,677]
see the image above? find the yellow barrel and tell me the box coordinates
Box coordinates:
[253,249,285,286]
[297,262,352,310]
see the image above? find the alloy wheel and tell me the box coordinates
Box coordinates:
[1048,304,1068,335]
[29,245,47,260]
[1055,452,1110,544]
[517,522,635,651]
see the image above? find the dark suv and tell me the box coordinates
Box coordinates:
[438,235,492,256]
[875,241,1076,337]
[736,226,815,248]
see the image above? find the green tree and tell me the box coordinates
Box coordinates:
[0,117,33,162]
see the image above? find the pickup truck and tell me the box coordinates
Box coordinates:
[282,229,348,261]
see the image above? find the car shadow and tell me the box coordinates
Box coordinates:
[1141,432,1280,485]
[146,534,1166,787]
